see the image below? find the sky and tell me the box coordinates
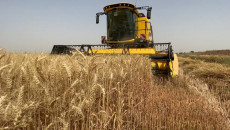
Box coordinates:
[0,0,229,53]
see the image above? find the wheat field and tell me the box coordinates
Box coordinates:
[0,51,229,129]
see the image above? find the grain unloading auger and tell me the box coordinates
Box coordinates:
[51,3,179,77]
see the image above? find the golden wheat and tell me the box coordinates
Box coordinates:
[0,53,229,129]
[179,56,230,126]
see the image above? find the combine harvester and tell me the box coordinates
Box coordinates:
[51,3,178,77]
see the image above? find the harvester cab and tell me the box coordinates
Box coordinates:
[96,4,153,44]
[51,3,179,77]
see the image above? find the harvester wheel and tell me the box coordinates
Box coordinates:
[172,54,179,76]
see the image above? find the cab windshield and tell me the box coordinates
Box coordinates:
[107,8,137,41]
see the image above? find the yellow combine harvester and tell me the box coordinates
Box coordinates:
[51,3,178,77]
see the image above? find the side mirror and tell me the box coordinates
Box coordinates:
[96,15,99,24]
[96,12,105,24]
[147,7,152,19]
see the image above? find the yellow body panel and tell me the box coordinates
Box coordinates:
[137,17,152,41]
[90,48,156,55]
[106,39,135,44]
[151,60,167,70]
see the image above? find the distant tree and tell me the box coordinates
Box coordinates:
[190,51,194,53]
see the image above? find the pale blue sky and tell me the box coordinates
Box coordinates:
[0,0,229,52]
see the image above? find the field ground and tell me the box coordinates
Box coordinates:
[194,49,230,56]
[180,54,230,66]
[0,51,229,129]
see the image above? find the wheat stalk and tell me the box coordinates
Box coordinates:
[4,102,13,120]
[63,62,71,78]
[0,64,11,72]
[17,86,25,108]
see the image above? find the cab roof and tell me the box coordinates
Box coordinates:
[103,3,138,14]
